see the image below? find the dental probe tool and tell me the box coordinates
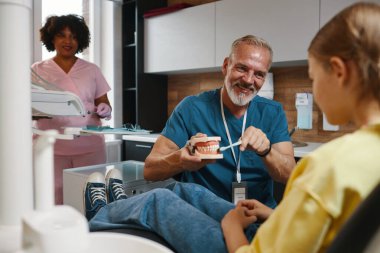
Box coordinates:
[87,110,97,115]
[219,140,242,152]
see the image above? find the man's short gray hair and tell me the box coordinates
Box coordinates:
[230,35,273,66]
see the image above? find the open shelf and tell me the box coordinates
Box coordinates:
[122,0,168,132]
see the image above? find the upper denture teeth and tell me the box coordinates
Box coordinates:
[197,144,219,153]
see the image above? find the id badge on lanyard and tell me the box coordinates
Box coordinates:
[232,181,248,205]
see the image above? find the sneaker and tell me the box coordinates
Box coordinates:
[105,168,128,203]
[84,172,107,221]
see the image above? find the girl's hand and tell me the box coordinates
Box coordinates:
[221,206,257,253]
[237,199,274,222]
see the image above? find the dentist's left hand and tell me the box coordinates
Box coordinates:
[96,103,112,120]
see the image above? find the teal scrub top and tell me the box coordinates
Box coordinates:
[161,88,290,207]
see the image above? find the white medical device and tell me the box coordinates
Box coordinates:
[31,69,87,117]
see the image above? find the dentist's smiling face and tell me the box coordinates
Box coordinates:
[52,27,79,58]
[222,43,271,106]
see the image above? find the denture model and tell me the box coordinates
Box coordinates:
[187,136,223,159]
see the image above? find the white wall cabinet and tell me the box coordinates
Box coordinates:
[215,0,319,66]
[320,0,356,27]
[320,0,380,27]
[144,3,215,73]
[145,0,374,73]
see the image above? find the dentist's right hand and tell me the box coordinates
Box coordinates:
[181,133,215,172]
[144,133,215,181]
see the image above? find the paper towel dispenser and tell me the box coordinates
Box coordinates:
[296,93,313,130]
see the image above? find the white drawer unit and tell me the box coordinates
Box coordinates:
[63,161,174,214]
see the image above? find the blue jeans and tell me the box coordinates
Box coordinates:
[89,182,258,253]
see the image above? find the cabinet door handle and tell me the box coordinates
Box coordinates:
[135,144,152,149]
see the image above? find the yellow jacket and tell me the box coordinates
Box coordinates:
[237,124,380,253]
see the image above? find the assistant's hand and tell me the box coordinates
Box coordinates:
[96,103,112,120]
[240,126,271,156]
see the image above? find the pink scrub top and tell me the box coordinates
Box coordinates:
[32,58,111,155]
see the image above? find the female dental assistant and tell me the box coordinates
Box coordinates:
[32,14,112,205]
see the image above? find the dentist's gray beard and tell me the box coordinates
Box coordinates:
[226,84,257,106]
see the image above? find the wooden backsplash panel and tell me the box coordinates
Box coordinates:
[168,72,223,114]
[168,66,356,143]
[272,66,355,142]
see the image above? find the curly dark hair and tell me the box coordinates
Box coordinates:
[40,14,90,53]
